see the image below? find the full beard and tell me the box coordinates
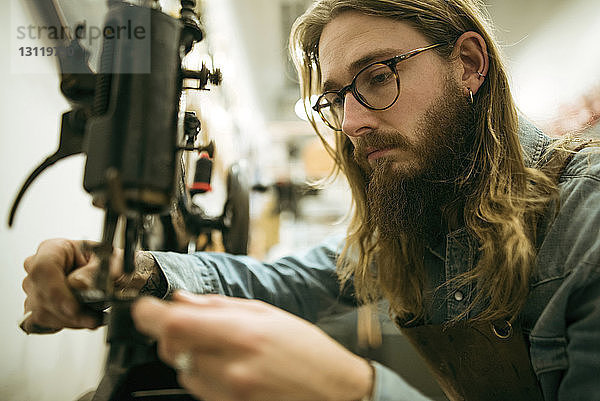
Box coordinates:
[354,78,476,241]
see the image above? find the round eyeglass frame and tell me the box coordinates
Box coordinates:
[312,42,446,131]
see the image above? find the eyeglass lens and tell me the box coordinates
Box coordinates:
[317,62,399,130]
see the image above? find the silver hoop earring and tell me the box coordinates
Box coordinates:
[477,71,485,79]
[467,87,474,104]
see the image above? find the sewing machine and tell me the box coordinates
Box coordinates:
[9,0,249,399]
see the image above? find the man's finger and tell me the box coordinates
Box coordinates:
[19,315,61,335]
[73,240,93,269]
[172,291,268,313]
[132,297,219,341]
[67,263,97,290]
[131,297,172,339]
[175,353,234,401]
[24,262,78,320]
[22,275,33,295]
[171,291,227,306]
[132,296,248,349]
[23,255,35,273]
[168,293,271,343]
[19,305,64,334]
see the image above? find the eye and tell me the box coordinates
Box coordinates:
[321,92,344,110]
[331,95,344,108]
[369,70,394,86]
[357,63,395,89]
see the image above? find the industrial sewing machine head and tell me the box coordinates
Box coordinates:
[8,1,247,399]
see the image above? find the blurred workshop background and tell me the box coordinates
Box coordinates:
[1,0,599,400]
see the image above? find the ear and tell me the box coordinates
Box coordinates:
[451,31,488,95]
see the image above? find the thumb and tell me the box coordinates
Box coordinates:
[172,291,225,307]
[66,262,98,290]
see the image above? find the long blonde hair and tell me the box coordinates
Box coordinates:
[290,0,558,322]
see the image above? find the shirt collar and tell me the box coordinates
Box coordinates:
[518,116,553,168]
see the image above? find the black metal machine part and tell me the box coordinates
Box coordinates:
[8,0,249,399]
[79,2,198,400]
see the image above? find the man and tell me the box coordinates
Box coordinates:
[20,0,600,400]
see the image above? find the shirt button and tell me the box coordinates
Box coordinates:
[454,291,464,301]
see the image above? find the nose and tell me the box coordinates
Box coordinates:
[341,92,375,138]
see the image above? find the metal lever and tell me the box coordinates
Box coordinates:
[8,110,85,227]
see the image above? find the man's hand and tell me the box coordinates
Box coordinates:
[21,238,163,334]
[131,291,374,401]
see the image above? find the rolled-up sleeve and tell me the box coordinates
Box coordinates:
[150,235,355,322]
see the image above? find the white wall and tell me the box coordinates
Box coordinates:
[0,2,106,400]
[486,0,600,126]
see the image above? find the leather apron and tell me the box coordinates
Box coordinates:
[392,140,595,400]
[399,320,544,401]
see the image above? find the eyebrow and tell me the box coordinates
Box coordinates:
[321,48,403,92]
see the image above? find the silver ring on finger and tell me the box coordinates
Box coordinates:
[173,351,195,374]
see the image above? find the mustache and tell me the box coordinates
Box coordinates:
[352,130,414,164]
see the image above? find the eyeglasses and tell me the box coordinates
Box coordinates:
[312,42,446,131]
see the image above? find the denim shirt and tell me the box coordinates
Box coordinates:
[151,120,600,401]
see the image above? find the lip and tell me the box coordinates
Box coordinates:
[366,147,396,162]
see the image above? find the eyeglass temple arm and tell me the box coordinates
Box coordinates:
[395,42,446,63]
